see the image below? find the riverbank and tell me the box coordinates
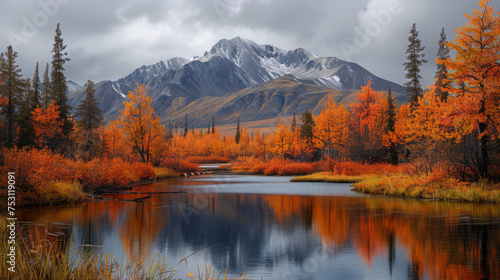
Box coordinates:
[292,172,500,203]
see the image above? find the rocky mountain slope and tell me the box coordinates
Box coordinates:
[67,37,407,126]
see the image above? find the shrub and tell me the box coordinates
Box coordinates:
[161,158,200,173]
[153,167,179,179]
[131,162,156,180]
[278,162,315,175]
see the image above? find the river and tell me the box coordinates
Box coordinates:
[17,175,500,280]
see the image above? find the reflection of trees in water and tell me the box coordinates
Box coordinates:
[18,192,500,279]
[153,194,321,272]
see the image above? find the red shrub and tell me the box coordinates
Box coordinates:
[130,162,155,180]
[161,158,200,173]
[278,162,315,175]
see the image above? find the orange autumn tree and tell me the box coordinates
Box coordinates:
[271,121,294,159]
[314,95,351,159]
[438,0,500,179]
[350,81,388,162]
[118,84,162,163]
[406,87,450,175]
[32,101,64,149]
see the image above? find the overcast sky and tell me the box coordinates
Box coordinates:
[0,0,491,87]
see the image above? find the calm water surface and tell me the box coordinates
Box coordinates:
[18,175,500,280]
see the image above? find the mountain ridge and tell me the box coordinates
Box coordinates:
[67,37,407,126]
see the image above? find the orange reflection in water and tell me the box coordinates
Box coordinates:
[18,191,500,280]
[264,195,500,280]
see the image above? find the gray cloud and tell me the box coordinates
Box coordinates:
[0,0,491,88]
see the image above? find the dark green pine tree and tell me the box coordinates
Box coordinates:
[75,80,103,161]
[184,114,188,137]
[42,63,51,109]
[291,112,297,132]
[31,62,41,110]
[50,23,72,135]
[300,111,314,144]
[0,46,26,147]
[434,28,450,101]
[211,115,215,134]
[17,78,37,148]
[235,118,241,144]
[385,87,398,164]
[403,23,427,109]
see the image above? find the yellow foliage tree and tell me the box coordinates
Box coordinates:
[118,84,162,163]
[314,95,351,159]
[437,0,500,178]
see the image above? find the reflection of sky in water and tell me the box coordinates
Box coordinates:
[18,175,500,280]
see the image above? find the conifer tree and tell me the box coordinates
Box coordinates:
[291,112,297,132]
[235,117,241,144]
[42,63,51,109]
[75,80,103,160]
[31,62,41,110]
[403,23,428,108]
[212,115,215,134]
[50,23,72,135]
[300,111,314,144]
[0,46,25,147]
[17,78,37,148]
[434,28,451,101]
[184,114,188,137]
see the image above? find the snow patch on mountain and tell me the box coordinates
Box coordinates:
[111,82,126,98]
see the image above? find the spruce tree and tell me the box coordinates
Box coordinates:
[42,63,51,108]
[291,112,297,132]
[184,114,188,137]
[0,46,25,147]
[300,111,314,144]
[235,118,241,144]
[403,23,428,108]
[434,28,450,101]
[31,62,41,110]
[75,80,103,160]
[385,87,398,164]
[50,23,72,135]
[17,78,37,148]
[211,115,215,134]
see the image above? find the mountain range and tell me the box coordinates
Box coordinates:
[68,37,407,128]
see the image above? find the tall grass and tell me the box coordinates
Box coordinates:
[0,216,249,280]
[153,167,180,179]
[291,172,367,183]
[352,175,500,203]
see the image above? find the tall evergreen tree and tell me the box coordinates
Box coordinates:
[434,28,451,101]
[0,46,25,147]
[50,23,72,135]
[403,23,428,108]
[385,87,398,164]
[235,118,241,144]
[42,63,51,108]
[31,62,41,110]
[300,111,315,144]
[75,80,103,160]
[184,114,188,137]
[291,112,297,132]
[17,78,37,148]
[211,115,215,134]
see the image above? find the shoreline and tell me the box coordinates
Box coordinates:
[292,172,500,204]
